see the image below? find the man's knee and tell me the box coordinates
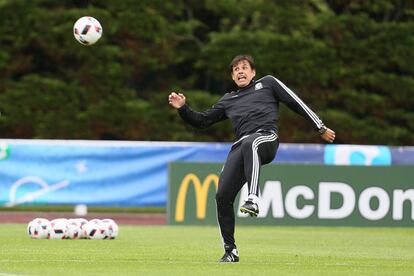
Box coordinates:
[216,192,232,207]
[215,192,225,205]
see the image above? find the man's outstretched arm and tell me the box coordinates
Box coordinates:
[168,91,226,129]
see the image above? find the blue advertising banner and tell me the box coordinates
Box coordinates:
[0,140,230,207]
[0,139,413,207]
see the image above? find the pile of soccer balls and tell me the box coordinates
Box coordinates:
[27,218,119,240]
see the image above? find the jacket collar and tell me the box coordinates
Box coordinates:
[236,79,255,92]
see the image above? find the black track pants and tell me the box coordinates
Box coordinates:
[215,132,279,250]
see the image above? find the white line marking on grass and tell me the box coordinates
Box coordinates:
[0,273,27,276]
[0,260,380,267]
[333,263,377,267]
[0,259,225,264]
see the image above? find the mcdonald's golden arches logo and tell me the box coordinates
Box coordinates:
[175,173,219,222]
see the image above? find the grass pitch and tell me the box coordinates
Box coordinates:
[0,224,413,275]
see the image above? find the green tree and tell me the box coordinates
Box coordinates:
[0,0,412,145]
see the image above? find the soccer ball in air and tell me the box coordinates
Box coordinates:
[73,16,103,45]
[49,218,68,239]
[27,218,51,239]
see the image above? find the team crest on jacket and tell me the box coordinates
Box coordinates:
[255,82,263,90]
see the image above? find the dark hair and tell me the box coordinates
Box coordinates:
[229,55,255,72]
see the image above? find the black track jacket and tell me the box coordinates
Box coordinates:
[178,75,325,140]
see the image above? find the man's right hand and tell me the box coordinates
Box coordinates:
[321,127,335,143]
[168,92,186,109]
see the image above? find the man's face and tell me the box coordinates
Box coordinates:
[231,60,256,88]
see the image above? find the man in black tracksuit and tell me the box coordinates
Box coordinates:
[168,55,335,263]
